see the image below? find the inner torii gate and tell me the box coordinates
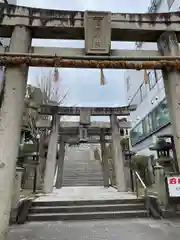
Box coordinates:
[37,106,132,193]
[0,3,180,239]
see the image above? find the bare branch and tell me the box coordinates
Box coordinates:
[23,68,68,142]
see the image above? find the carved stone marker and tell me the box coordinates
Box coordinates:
[80,109,91,125]
[84,11,111,55]
[79,126,88,142]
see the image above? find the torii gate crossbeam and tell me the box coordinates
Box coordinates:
[0,4,180,42]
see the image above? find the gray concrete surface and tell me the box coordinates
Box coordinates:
[7,219,180,240]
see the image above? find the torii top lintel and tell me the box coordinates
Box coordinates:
[39,104,136,116]
[1,3,180,42]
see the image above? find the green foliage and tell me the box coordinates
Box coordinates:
[132,155,149,172]
[27,85,44,104]
[106,138,129,159]
[132,155,152,186]
[19,143,38,156]
[120,138,129,151]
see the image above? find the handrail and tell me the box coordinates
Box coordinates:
[134,170,163,219]
[135,171,147,190]
[134,171,150,217]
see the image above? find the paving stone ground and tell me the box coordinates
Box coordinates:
[7,219,180,240]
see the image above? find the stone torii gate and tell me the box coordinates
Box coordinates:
[36,112,131,192]
[0,3,180,239]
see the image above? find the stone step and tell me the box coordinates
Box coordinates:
[63,173,103,175]
[62,181,103,184]
[32,199,144,207]
[62,183,104,185]
[62,180,104,182]
[63,170,102,171]
[62,180,104,183]
[63,169,102,171]
[63,163,102,165]
[63,175,103,177]
[63,172,102,174]
[63,177,103,179]
[62,181,103,183]
[63,158,104,186]
[28,210,148,221]
[63,180,103,182]
[62,184,104,187]
[30,203,145,214]
[63,177,102,179]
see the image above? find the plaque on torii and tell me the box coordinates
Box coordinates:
[80,109,91,125]
[84,11,111,55]
[79,109,91,142]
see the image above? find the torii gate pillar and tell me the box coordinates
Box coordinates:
[100,129,110,187]
[110,114,126,191]
[43,114,60,193]
[157,32,180,171]
[0,26,31,240]
[55,137,65,189]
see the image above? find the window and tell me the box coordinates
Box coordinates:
[143,114,153,135]
[126,76,130,91]
[131,89,141,106]
[130,98,170,146]
[130,122,144,145]
[140,83,147,101]
[167,0,175,9]
[148,70,158,90]
[135,122,144,139]
[148,113,153,133]
[154,99,170,129]
[155,70,163,81]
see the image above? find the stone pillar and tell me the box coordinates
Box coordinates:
[157,31,180,171]
[154,166,168,208]
[110,114,126,191]
[100,129,109,187]
[0,26,31,240]
[43,114,60,194]
[55,138,65,189]
[36,131,46,189]
[10,167,23,223]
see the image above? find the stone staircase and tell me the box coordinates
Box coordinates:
[62,159,104,186]
[28,198,148,221]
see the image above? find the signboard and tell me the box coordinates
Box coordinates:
[80,109,91,125]
[84,11,111,54]
[167,176,180,197]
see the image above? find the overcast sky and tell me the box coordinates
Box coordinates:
[17,0,151,111]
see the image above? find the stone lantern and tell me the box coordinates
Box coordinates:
[149,135,177,173]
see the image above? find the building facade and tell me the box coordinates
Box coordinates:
[125,0,180,157]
